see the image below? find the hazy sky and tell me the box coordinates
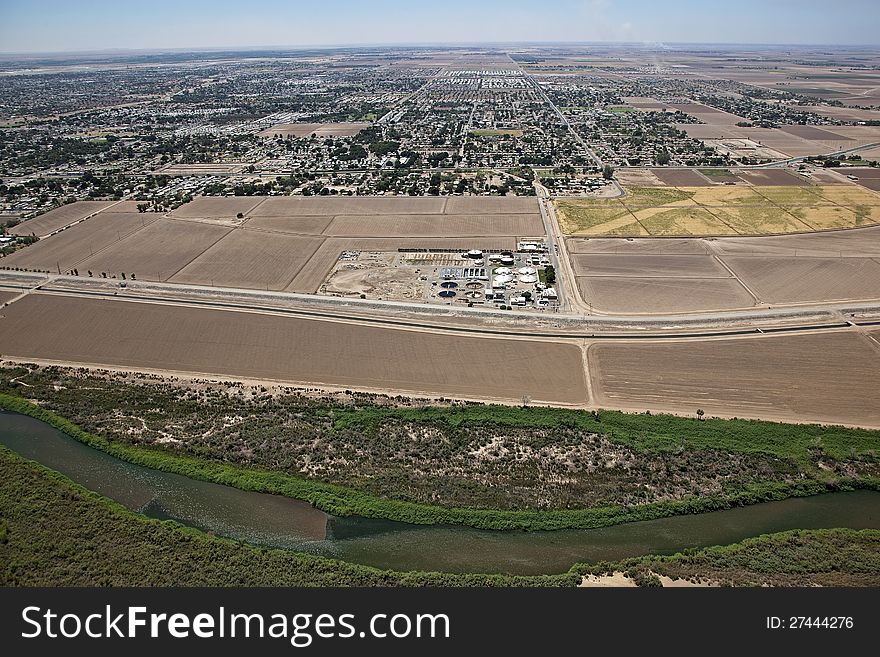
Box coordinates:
[1,0,878,53]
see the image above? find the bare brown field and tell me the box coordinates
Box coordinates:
[169,231,325,291]
[723,256,880,304]
[444,196,539,214]
[570,253,729,278]
[735,170,808,186]
[0,294,588,405]
[709,225,880,257]
[801,105,880,122]
[650,169,711,186]
[323,213,544,237]
[0,291,17,304]
[288,236,517,293]
[243,215,334,235]
[76,219,231,281]
[8,201,116,238]
[257,122,369,138]
[565,237,709,255]
[2,212,158,272]
[169,196,266,219]
[778,125,852,141]
[613,169,664,187]
[249,196,448,216]
[577,277,755,314]
[846,168,880,192]
[589,332,880,426]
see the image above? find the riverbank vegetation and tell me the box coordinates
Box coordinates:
[577,529,880,587]
[2,447,877,587]
[0,364,878,531]
[0,447,576,587]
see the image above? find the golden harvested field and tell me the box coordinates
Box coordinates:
[77,219,231,281]
[0,294,588,405]
[169,231,325,291]
[8,201,116,238]
[2,212,158,273]
[632,207,739,236]
[589,332,880,427]
[556,185,880,236]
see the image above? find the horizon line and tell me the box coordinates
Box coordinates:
[1,39,879,58]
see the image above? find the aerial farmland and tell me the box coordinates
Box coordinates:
[0,48,880,425]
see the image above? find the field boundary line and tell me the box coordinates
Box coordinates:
[163,226,235,281]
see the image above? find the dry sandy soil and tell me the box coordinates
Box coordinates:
[588,332,880,427]
[9,201,117,238]
[0,293,587,405]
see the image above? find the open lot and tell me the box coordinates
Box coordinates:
[555,184,880,236]
[9,201,117,238]
[0,293,588,405]
[589,332,880,427]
